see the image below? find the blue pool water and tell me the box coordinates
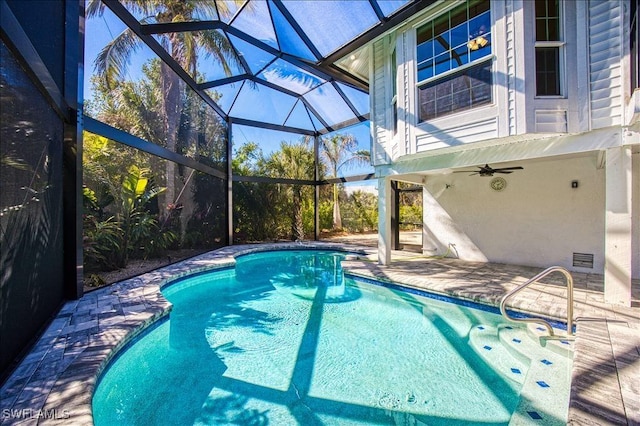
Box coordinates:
[93,250,572,425]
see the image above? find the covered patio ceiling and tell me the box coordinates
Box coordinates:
[96,0,437,135]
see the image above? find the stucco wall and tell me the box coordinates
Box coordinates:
[422,154,606,273]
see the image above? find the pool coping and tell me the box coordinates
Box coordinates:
[0,242,638,425]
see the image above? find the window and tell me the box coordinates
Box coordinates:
[416,0,492,122]
[535,0,562,96]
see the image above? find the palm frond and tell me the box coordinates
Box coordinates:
[340,149,371,170]
[195,30,242,77]
[94,27,142,89]
[85,0,106,18]
[1,155,32,172]
[189,1,219,20]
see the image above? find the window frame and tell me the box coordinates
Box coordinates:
[534,0,566,98]
[414,0,495,122]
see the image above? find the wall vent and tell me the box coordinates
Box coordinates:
[573,253,594,268]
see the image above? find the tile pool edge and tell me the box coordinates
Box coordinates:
[347,273,571,331]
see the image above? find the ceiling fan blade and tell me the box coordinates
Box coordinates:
[494,170,513,174]
[492,167,523,171]
[453,170,477,173]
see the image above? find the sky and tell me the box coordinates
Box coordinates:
[83,4,376,184]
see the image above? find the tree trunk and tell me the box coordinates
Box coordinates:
[292,187,304,240]
[160,60,182,221]
[333,184,342,230]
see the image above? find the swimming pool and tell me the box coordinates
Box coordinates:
[92,250,573,425]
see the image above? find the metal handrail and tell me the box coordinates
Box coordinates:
[499,266,574,338]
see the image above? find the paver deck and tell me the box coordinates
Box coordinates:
[1,242,638,425]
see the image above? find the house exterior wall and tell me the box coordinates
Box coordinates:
[369,0,639,297]
[422,155,606,272]
[371,0,630,156]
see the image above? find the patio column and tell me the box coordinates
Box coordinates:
[378,177,392,265]
[227,120,234,246]
[604,145,633,306]
[391,180,400,250]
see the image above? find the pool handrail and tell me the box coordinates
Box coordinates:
[500,266,575,339]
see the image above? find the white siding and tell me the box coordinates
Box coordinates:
[504,0,518,136]
[371,39,390,165]
[588,0,623,129]
[535,110,568,133]
[415,118,498,152]
[401,31,411,156]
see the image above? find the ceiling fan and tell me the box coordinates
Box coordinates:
[454,164,524,177]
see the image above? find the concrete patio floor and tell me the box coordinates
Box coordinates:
[0,242,638,425]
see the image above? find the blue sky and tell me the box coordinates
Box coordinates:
[84,5,375,183]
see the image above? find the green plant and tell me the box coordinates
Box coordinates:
[85,274,106,287]
[116,165,166,266]
[83,215,122,271]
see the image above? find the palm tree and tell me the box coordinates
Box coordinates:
[86,0,243,206]
[266,141,315,240]
[319,134,370,230]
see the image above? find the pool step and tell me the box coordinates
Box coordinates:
[468,325,527,387]
[496,325,573,426]
[470,324,573,426]
[496,324,574,365]
[524,323,575,357]
[508,347,572,426]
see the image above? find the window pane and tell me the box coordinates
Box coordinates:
[433,13,449,38]
[535,0,560,42]
[281,0,379,57]
[434,31,450,55]
[450,6,467,27]
[321,122,373,179]
[547,0,560,18]
[469,0,490,17]
[417,39,434,62]
[417,62,434,81]
[452,88,471,111]
[450,22,469,48]
[420,99,436,121]
[536,19,548,41]
[469,11,491,39]
[418,61,492,122]
[417,22,433,44]
[470,32,491,61]
[85,9,228,173]
[535,47,560,96]
[451,46,469,69]
[435,52,451,74]
[535,0,547,17]
[416,0,492,84]
[547,18,559,41]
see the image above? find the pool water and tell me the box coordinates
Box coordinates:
[93,250,572,425]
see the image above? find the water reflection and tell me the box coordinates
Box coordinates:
[235,250,360,302]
